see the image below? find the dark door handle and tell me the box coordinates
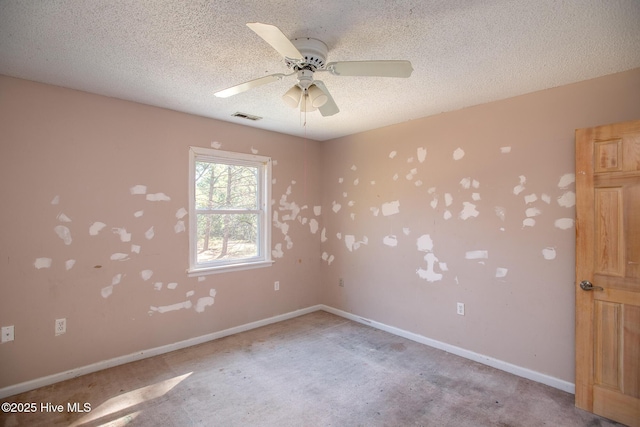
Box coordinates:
[580,280,603,291]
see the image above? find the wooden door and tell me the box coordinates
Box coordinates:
[576,119,640,426]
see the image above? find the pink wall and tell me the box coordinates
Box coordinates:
[1,68,639,391]
[319,68,640,383]
[0,76,323,388]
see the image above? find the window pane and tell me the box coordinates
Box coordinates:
[195,162,257,210]
[196,213,259,263]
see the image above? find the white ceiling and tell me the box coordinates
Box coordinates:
[1,1,639,141]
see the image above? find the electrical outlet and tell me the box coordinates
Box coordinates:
[339,278,344,287]
[457,303,465,316]
[1,325,14,343]
[274,281,280,291]
[55,318,66,336]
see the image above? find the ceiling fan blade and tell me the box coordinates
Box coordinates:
[246,22,303,60]
[214,74,285,98]
[326,60,413,78]
[313,81,339,117]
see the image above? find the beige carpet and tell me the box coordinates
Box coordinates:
[0,311,623,426]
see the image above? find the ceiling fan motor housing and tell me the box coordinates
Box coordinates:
[286,38,328,71]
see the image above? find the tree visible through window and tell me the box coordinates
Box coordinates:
[189,147,272,274]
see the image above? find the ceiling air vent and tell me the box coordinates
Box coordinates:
[232,112,262,121]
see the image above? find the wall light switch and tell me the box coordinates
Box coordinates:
[274,281,280,291]
[1,325,15,343]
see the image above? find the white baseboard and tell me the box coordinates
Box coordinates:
[320,305,575,394]
[0,303,574,398]
[0,305,323,399]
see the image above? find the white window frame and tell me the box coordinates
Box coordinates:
[187,146,272,276]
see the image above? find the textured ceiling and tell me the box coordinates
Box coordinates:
[1,0,639,141]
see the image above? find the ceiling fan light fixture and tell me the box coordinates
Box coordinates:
[282,85,303,108]
[299,94,317,112]
[308,84,328,108]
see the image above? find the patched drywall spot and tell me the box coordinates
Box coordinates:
[453,148,465,160]
[211,141,222,149]
[459,202,479,220]
[89,222,107,236]
[344,235,356,251]
[186,290,195,297]
[309,218,319,234]
[381,200,400,216]
[554,218,575,230]
[146,193,171,202]
[417,147,427,163]
[389,151,397,159]
[34,258,52,269]
[176,208,188,219]
[495,206,506,221]
[57,213,72,222]
[524,194,538,204]
[110,253,130,261]
[523,218,536,228]
[154,282,163,290]
[496,268,508,278]
[542,247,557,260]
[465,250,488,260]
[145,226,155,240]
[526,207,541,217]
[112,273,123,285]
[332,202,341,213]
[444,193,453,207]
[168,282,178,290]
[130,185,147,195]
[174,221,185,233]
[443,210,452,220]
[370,207,380,216]
[131,244,141,254]
[350,165,357,171]
[392,173,399,181]
[134,210,144,218]
[541,194,551,204]
[251,147,258,154]
[65,259,76,270]
[513,175,526,195]
[417,234,434,252]
[197,276,205,282]
[405,168,418,180]
[403,228,410,235]
[416,234,444,282]
[51,195,60,205]
[471,192,481,201]
[141,270,153,281]
[500,146,512,154]
[460,178,471,189]
[557,191,576,208]
[272,243,284,258]
[54,225,72,245]
[407,157,414,163]
[313,206,322,216]
[338,177,344,183]
[112,228,132,242]
[101,286,113,298]
[344,235,368,251]
[321,228,327,242]
[150,300,193,314]
[558,173,576,189]
[195,289,217,313]
[383,235,398,247]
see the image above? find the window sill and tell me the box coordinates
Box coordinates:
[187,260,274,277]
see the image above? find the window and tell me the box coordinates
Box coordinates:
[188,147,272,275]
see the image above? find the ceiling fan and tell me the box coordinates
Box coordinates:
[214,23,414,116]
